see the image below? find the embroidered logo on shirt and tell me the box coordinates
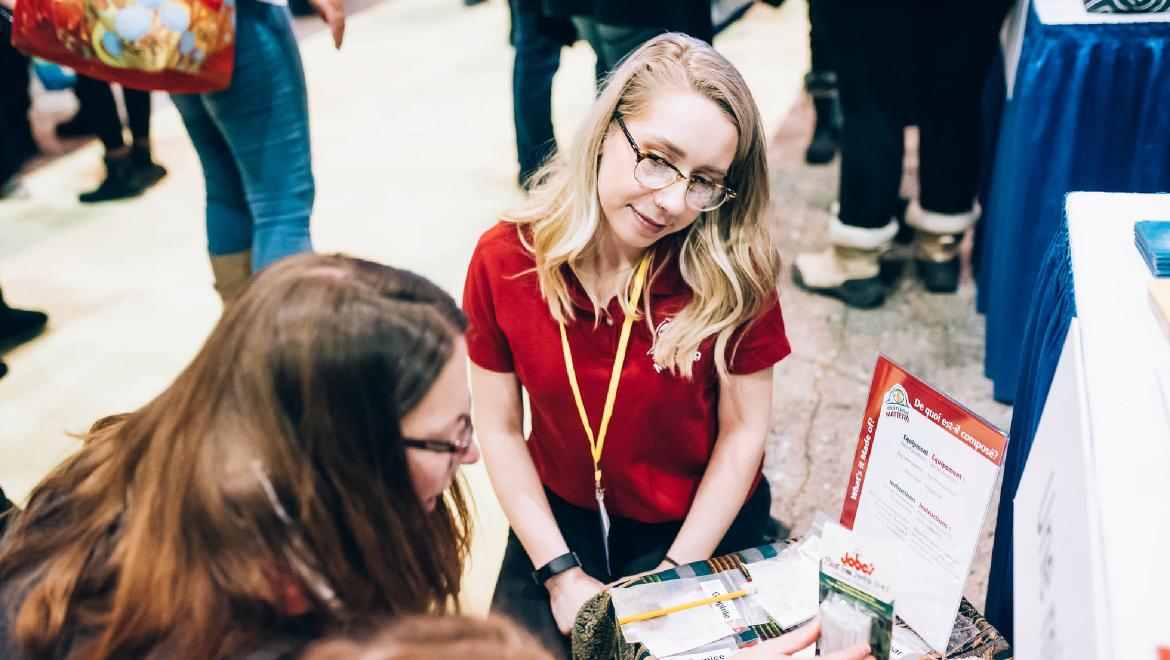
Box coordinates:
[648,318,702,374]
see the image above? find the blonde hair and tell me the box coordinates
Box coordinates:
[506,33,779,379]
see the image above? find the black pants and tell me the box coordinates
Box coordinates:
[491,478,775,658]
[815,0,1012,229]
[75,75,153,152]
[808,0,833,81]
[568,2,713,87]
[0,32,35,183]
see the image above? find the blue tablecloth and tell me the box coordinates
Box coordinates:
[977,8,1170,403]
[983,216,1077,644]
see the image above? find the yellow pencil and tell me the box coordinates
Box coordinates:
[617,587,756,625]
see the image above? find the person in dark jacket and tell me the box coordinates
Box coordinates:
[0,254,479,659]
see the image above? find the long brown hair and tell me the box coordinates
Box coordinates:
[301,615,554,660]
[0,254,473,659]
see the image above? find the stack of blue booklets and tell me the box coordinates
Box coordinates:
[1135,221,1170,277]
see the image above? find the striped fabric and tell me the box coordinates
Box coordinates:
[572,543,1013,659]
[1084,0,1170,12]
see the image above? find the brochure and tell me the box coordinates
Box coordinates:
[839,355,1007,652]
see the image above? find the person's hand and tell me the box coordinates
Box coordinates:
[606,560,673,588]
[730,619,872,660]
[546,567,606,635]
[308,0,345,49]
[0,0,15,13]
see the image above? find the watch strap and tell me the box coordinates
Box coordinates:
[531,551,581,585]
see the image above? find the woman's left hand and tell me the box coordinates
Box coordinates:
[308,0,345,49]
[606,560,674,588]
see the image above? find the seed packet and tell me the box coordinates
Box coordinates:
[817,522,899,659]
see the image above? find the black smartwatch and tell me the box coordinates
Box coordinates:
[531,551,581,586]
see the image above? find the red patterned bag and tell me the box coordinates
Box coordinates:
[11,0,235,93]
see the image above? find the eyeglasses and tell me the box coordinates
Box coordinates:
[402,414,474,456]
[613,113,737,212]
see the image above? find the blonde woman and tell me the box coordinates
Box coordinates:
[463,34,849,658]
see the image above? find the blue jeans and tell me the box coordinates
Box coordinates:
[172,0,313,272]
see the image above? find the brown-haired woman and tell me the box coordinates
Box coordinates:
[0,253,480,659]
[301,614,554,660]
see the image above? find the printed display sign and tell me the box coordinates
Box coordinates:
[840,356,1007,652]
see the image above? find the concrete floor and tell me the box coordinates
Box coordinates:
[0,0,1008,616]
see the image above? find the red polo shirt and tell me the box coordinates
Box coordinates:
[463,222,791,523]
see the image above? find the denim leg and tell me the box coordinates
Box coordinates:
[200,2,314,271]
[171,93,254,256]
[510,0,562,186]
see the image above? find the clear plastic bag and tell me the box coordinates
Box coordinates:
[820,591,877,652]
[612,571,770,658]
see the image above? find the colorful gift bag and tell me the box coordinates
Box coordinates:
[11,0,235,93]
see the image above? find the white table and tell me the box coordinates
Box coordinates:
[1014,192,1170,659]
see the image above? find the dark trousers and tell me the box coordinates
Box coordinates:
[75,75,153,152]
[509,0,573,187]
[491,478,776,658]
[563,0,712,86]
[815,0,1012,229]
[571,18,663,87]
[0,34,35,182]
[808,0,833,80]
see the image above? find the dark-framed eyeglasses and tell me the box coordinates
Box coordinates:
[402,414,474,456]
[613,113,737,212]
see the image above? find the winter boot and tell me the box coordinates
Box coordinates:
[793,217,899,309]
[210,249,253,305]
[130,143,168,189]
[906,200,980,293]
[804,71,841,165]
[80,150,146,203]
[0,295,49,351]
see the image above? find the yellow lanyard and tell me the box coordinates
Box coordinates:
[558,252,652,493]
